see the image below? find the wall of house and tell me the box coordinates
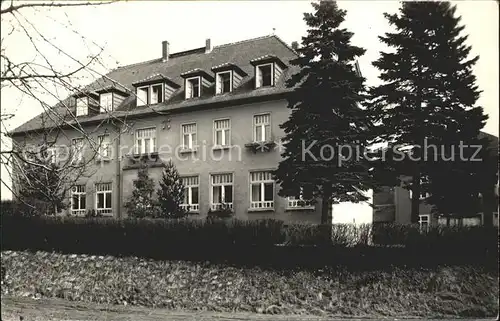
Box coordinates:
[11,123,121,217]
[118,99,323,223]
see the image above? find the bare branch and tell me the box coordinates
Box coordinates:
[1,1,115,15]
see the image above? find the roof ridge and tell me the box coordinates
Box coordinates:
[214,34,275,49]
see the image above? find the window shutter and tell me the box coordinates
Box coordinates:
[216,73,222,94]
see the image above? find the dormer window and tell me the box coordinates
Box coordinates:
[95,86,129,113]
[211,63,247,95]
[256,64,273,88]
[132,74,179,107]
[99,93,112,113]
[181,69,214,100]
[73,92,99,117]
[186,77,200,99]
[216,71,232,94]
[250,55,287,89]
[136,83,164,106]
[76,97,89,116]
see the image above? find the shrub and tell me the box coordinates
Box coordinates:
[156,160,186,218]
[125,163,156,218]
[206,203,233,220]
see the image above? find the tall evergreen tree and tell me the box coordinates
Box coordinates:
[124,163,155,218]
[157,160,186,218]
[274,0,375,224]
[368,1,489,223]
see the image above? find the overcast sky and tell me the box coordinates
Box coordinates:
[1,1,498,199]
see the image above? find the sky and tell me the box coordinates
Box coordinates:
[1,0,498,199]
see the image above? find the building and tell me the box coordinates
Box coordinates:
[373,132,499,228]
[9,35,327,223]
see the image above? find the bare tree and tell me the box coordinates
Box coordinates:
[0,0,124,212]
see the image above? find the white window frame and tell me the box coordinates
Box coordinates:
[99,92,113,113]
[136,83,164,106]
[210,173,234,210]
[185,76,201,99]
[181,122,197,150]
[150,83,164,105]
[97,134,111,159]
[71,185,86,216]
[181,176,199,213]
[95,183,112,216]
[255,63,274,88]
[137,86,149,107]
[287,187,315,209]
[216,71,232,94]
[213,118,231,147]
[253,113,271,142]
[135,127,157,155]
[418,214,430,232]
[249,171,275,210]
[71,138,84,164]
[76,97,88,116]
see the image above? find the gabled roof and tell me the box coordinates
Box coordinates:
[10,35,298,136]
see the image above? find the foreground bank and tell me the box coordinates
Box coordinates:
[1,251,498,318]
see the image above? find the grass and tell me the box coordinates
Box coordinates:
[1,250,498,318]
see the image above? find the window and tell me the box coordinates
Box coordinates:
[150,84,163,105]
[181,123,197,150]
[409,176,430,200]
[256,64,273,88]
[211,173,233,210]
[216,71,232,94]
[98,135,111,159]
[287,188,314,209]
[71,138,84,164]
[181,176,199,213]
[186,77,200,99]
[137,86,149,107]
[419,214,430,232]
[253,114,271,142]
[71,185,86,216]
[46,147,57,164]
[136,84,163,106]
[214,119,230,147]
[250,171,274,210]
[135,127,156,154]
[76,97,88,116]
[99,93,113,113]
[95,183,112,216]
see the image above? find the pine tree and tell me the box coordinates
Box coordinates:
[368,1,489,223]
[274,0,375,224]
[157,160,186,218]
[124,163,155,218]
[17,146,67,216]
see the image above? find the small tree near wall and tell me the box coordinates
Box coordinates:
[157,160,186,218]
[125,163,155,218]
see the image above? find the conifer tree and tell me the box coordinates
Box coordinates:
[274,0,375,224]
[368,1,489,223]
[157,160,186,218]
[124,163,155,218]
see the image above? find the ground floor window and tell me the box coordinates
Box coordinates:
[211,173,233,210]
[419,214,430,232]
[95,183,112,216]
[71,185,86,216]
[250,171,274,210]
[181,176,199,213]
[287,187,314,209]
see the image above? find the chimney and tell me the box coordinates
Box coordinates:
[291,41,299,51]
[162,41,169,62]
[205,38,212,54]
